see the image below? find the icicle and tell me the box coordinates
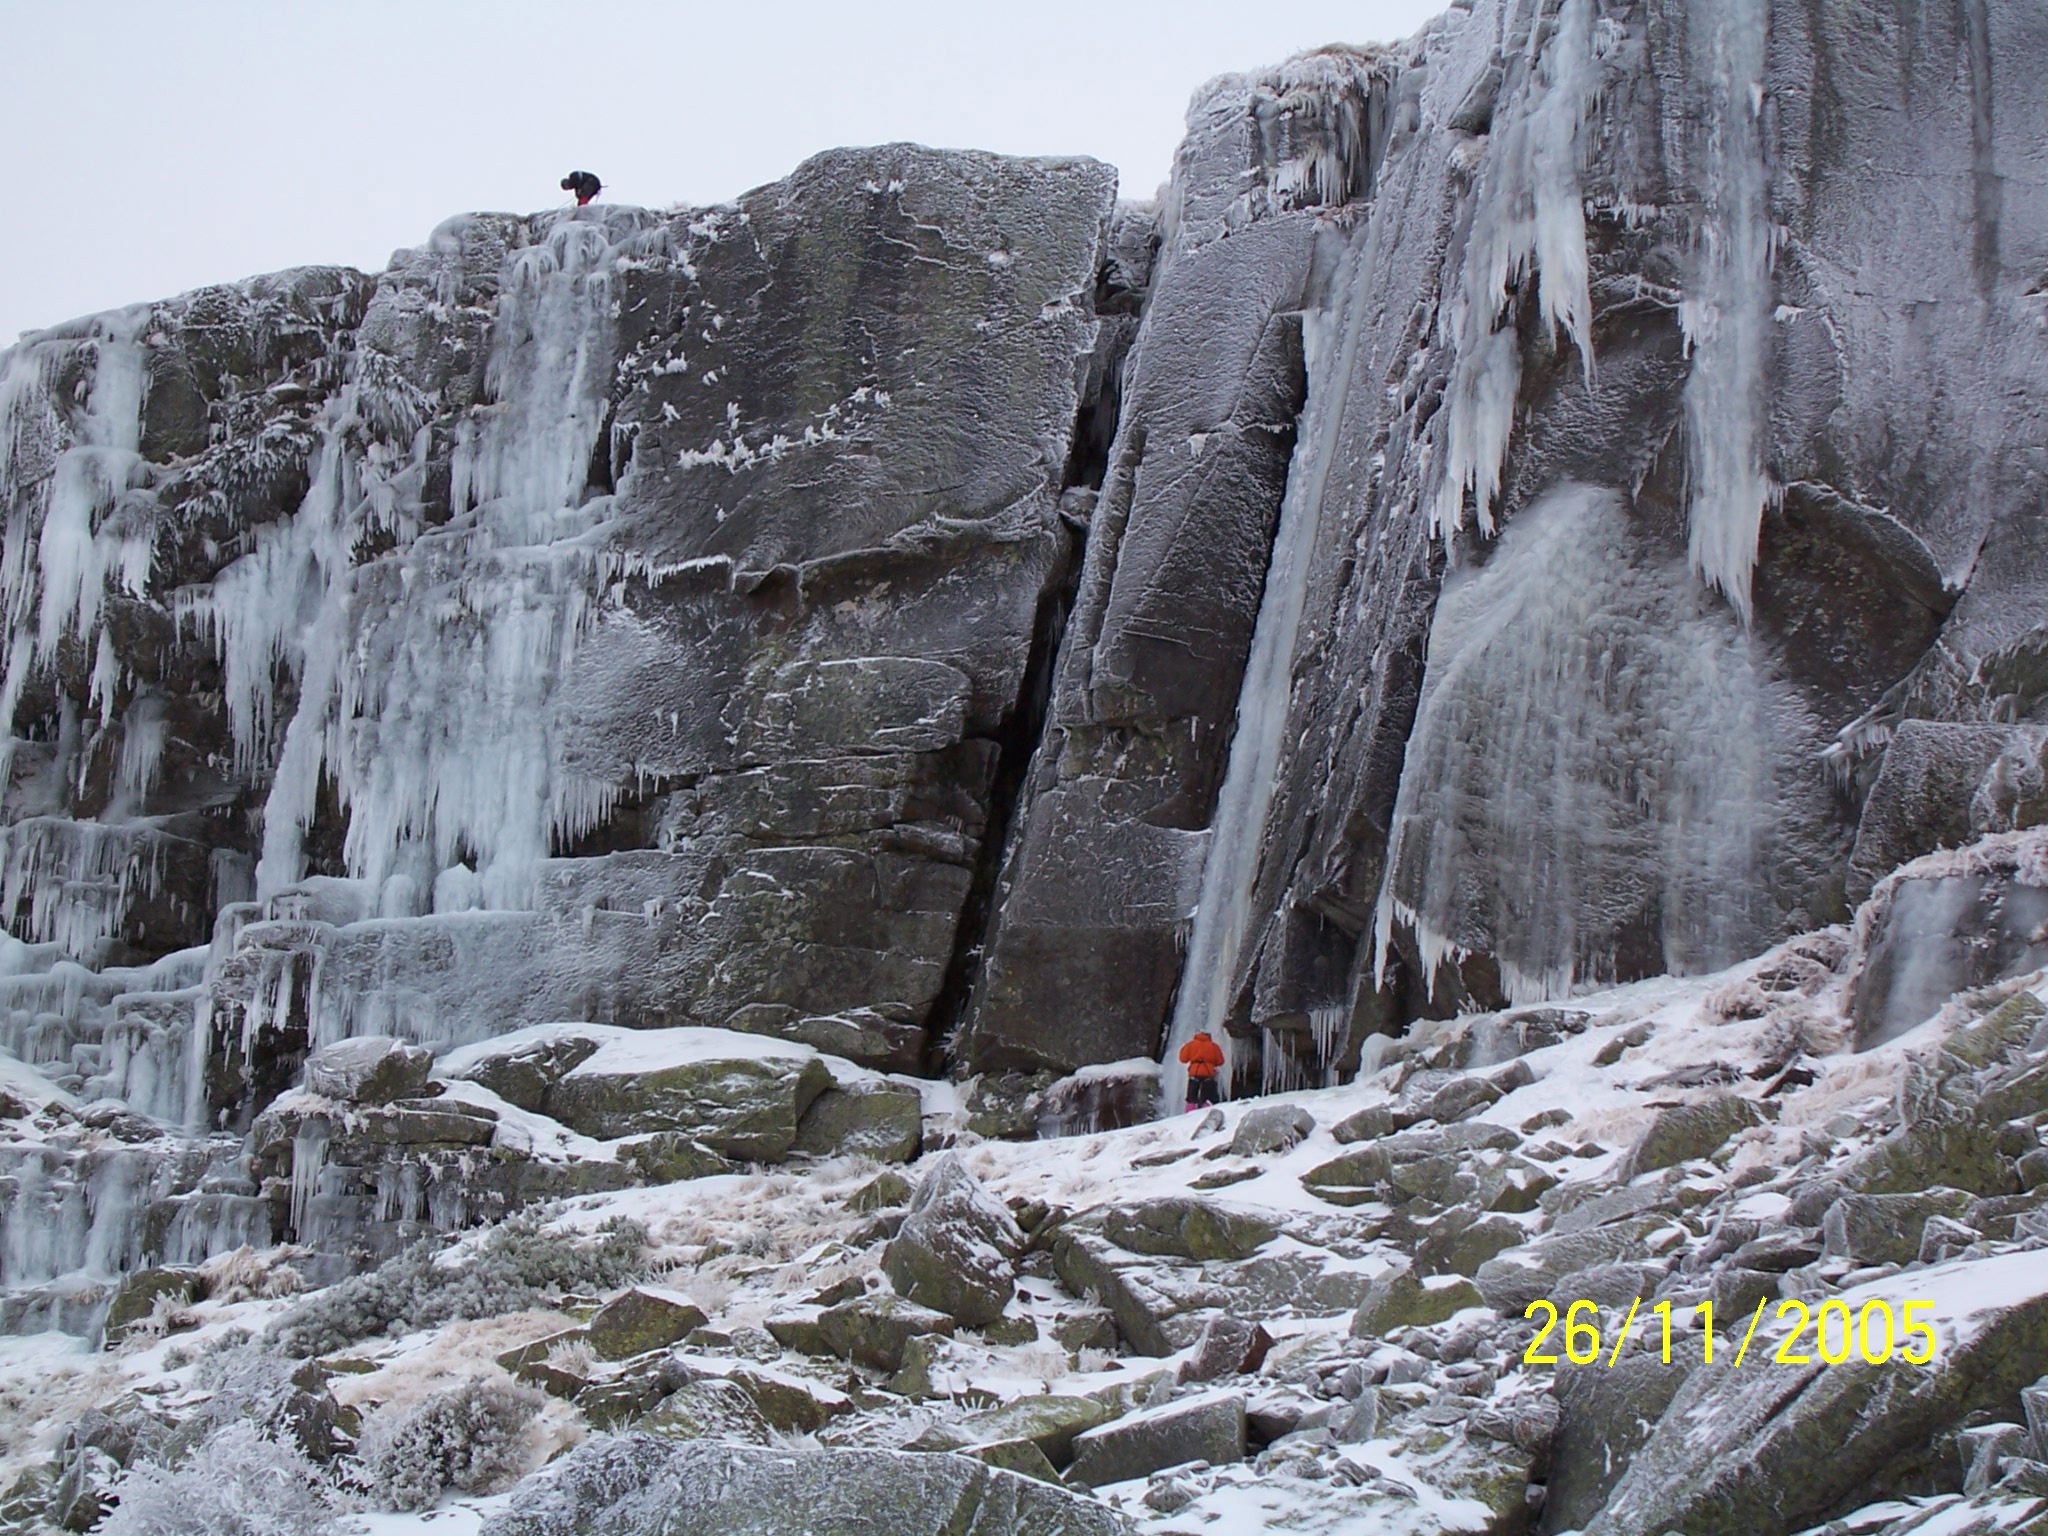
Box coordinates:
[289,1121,330,1239]
[1679,0,1775,623]
[108,691,167,814]
[1306,1003,1348,1080]
[0,818,168,960]
[1431,0,1600,538]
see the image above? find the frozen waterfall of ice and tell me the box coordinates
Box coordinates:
[1678,0,1776,623]
[1376,482,1784,1002]
[202,209,661,913]
[1162,294,1349,1098]
[1163,0,1605,1089]
[0,310,172,960]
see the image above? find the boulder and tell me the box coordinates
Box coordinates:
[640,1379,770,1443]
[848,1170,914,1212]
[1230,1104,1315,1156]
[882,1154,1024,1327]
[1588,1252,2048,1536]
[1550,1183,1674,1236]
[1473,1217,1668,1314]
[1177,1316,1274,1383]
[956,1394,1115,1467]
[715,1366,847,1434]
[1101,1198,1278,1262]
[101,1267,201,1346]
[444,1032,601,1112]
[1706,1266,1781,1324]
[588,1288,710,1361]
[1540,1355,1691,1534]
[1729,1229,1826,1272]
[548,1038,834,1160]
[964,1071,1059,1141]
[1413,1212,1525,1278]
[1480,1157,1557,1213]
[1622,1095,1772,1177]
[1409,1073,1509,1126]
[579,1371,680,1430]
[1982,1059,2048,1125]
[1551,1262,1664,1309]
[1052,1307,1120,1355]
[761,1309,829,1356]
[1842,1121,2018,1198]
[1331,1102,1424,1144]
[1067,1392,1247,1488]
[789,1081,922,1163]
[1050,1232,1202,1357]
[302,1036,434,1104]
[499,1329,590,1393]
[965,1438,1063,1484]
[723,1005,926,1076]
[816,1294,955,1373]
[1303,1145,1393,1200]
[1821,1190,1977,1268]
[619,1134,736,1184]
[1943,993,2048,1071]
[1350,1261,1485,1338]
[478,1435,1136,1536]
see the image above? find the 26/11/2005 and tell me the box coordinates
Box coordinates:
[1521,1297,1939,1368]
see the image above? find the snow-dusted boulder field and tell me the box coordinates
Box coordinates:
[2,0,2048,1531]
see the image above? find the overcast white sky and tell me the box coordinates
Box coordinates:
[1,0,1447,343]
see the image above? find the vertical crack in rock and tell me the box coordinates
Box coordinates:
[929,218,1152,1067]
[957,51,1385,1078]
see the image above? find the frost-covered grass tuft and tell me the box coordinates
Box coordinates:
[266,1213,647,1358]
[350,1379,541,1511]
[97,1420,339,1536]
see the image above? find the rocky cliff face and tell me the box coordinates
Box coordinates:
[4,1,2048,1532]
[972,0,2048,1094]
[0,145,1131,1312]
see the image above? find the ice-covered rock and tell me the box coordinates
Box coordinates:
[1590,1255,2048,1536]
[587,1287,709,1361]
[542,1031,834,1159]
[1066,1391,1247,1487]
[478,1435,1136,1536]
[881,1153,1024,1327]
[1229,1103,1315,1156]
[300,1036,431,1105]
[788,1080,923,1164]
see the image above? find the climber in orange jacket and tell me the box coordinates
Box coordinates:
[1179,1030,1226,1113]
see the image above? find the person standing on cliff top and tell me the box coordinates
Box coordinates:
[1179,1030,1226,1113]
[561,171,602,206]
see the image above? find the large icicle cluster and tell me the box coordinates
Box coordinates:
[201,210,660,912]
[0,311,172,959]
[1430,0,1600,539]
